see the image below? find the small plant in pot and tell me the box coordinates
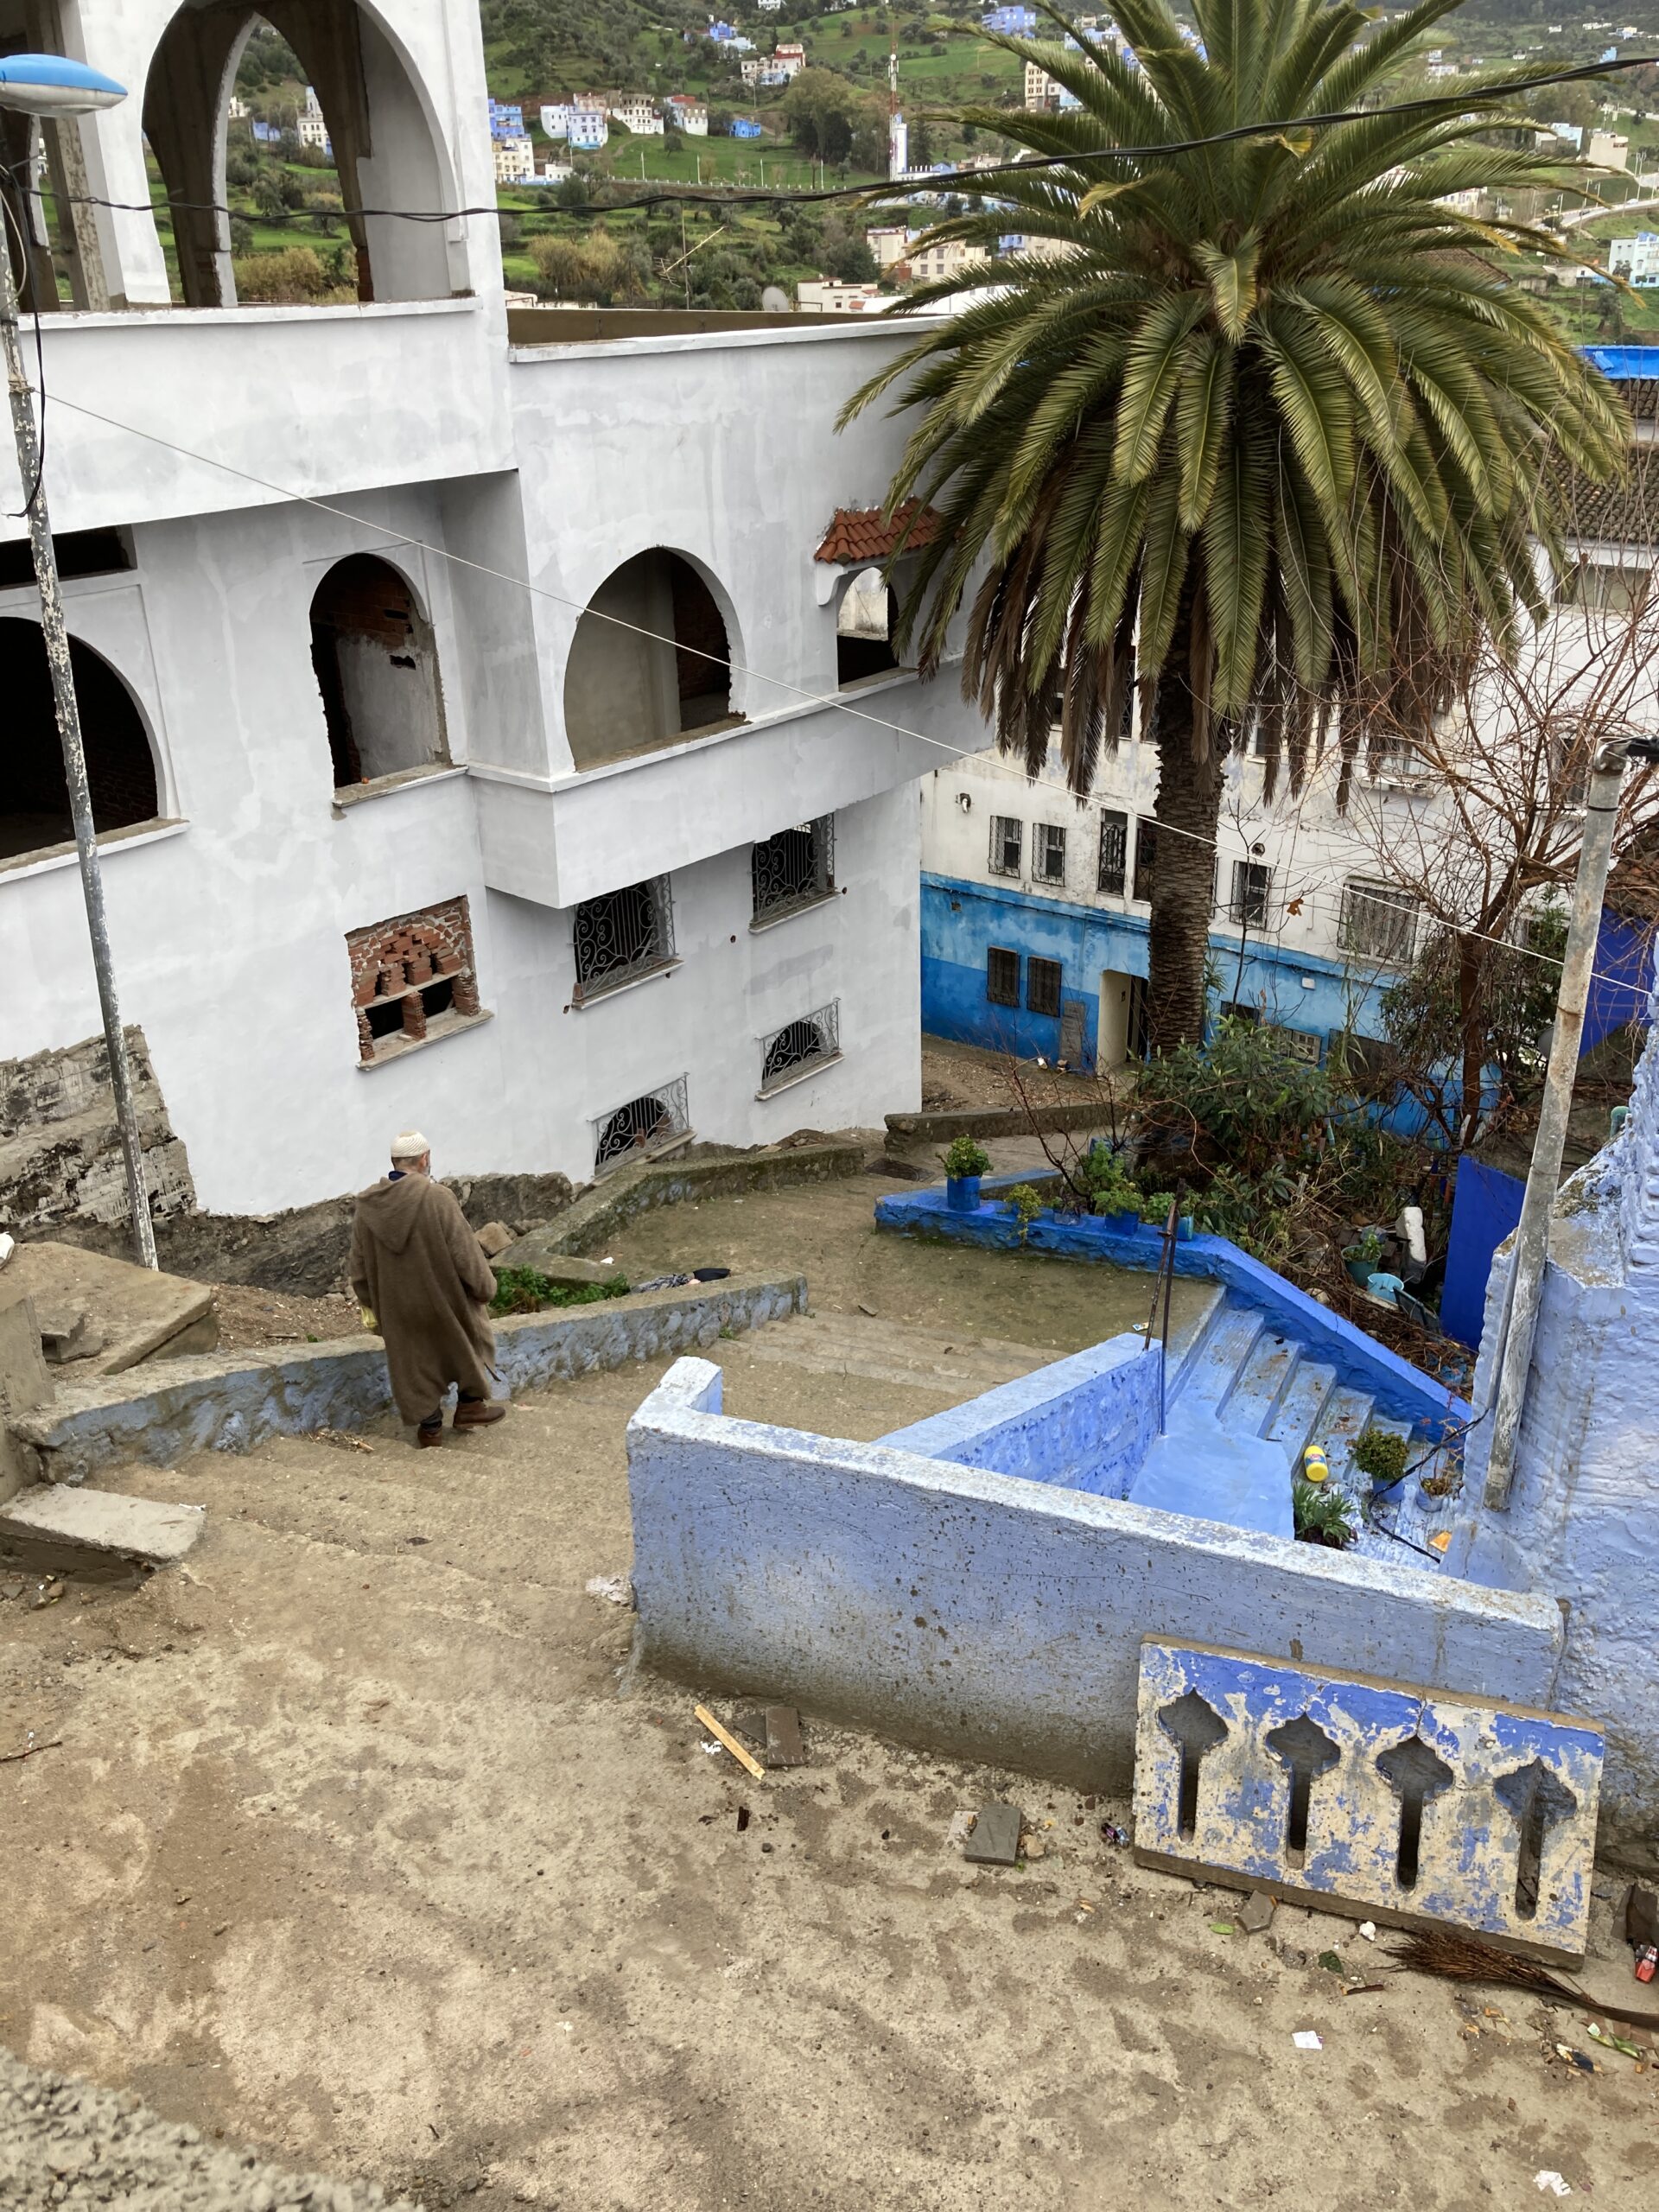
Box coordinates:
[940,1135,992,1212]
[1351,1427,1410,1492]
[1343,1228,1386,1286]
[1293,1475,1356,1550]
[1003,1182,1046,1244]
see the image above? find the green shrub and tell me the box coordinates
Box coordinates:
[1003,1183,1046,1241]
[940,1135,992,1179]
[1351,1427,1410,1488]
[1136,1017,1330,1178]
[1292,1476,1356,1548]
[1139,1188,1177,1226]
[489,1267,632,1317]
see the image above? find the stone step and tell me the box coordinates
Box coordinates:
[1167,1302,1266,1420]
[1266,1357,1338,1463]
[1164,1282,1228,1391]
[1219,1330,1300,1438]
[1313,1386,1379,1492]
[0,1482,204,1580]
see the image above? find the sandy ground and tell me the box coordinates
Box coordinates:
[210,1283,365,1353]
[3,1174,1657,2212]
[919,1035,1122,1115]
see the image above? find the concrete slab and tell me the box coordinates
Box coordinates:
[1133,1638,1604,1962]
[963,1802,1022,1865]
[1128,1408,1294,1540]
[0,1482,203,1573]
[3,1243,216,1376]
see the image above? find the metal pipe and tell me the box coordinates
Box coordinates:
[1,206,156,1267]
[1480,740,1627,1509]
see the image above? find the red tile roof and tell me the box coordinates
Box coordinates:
[814,500,945,565]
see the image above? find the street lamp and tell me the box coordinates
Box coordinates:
[0,52,157,1268]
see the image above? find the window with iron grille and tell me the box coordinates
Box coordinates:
[1131,817,1158,902]
[988,815,1022,876]
[1097,810,1128,895]
[592,1074,690,1173]
[758,1001,841,1094]
[1339,879,1418,964]
[1027,956,1062,1016]
[1035,823,1066,884]
[752,816,835,922]
[572,876,674,998]
[1230,860,1271,928]
[987,945,1020,1006]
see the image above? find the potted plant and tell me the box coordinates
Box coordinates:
[1003,1182,1046,1243]
[940,1135,992,1212]
[1293,1476,1356,1550]
[1138,1189,1194,1240]
[1343,1228,1385,1286]
[1351,1427,1410,1493]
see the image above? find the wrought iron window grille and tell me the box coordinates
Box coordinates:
[986,946,1020,1007]
[1230,860,1272,928]
[758,1001,841,1095]
[988,814,1022,876]
[1098,810,1128,896]
[1027,957,1062,1017]
[572,875,675,1000]
[1339,879,1419,965]
[592,1074,690,1173]
[1036,823,1067,883]
[752,816,835,922]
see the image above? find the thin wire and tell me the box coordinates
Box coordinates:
[45,50,1659,229]
[35,381,1656,995]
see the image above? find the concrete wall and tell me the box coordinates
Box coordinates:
[626,1358,1566,1789]
[880,1332,1160,1500]
[1462,982,1659,1865]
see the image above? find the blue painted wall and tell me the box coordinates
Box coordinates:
[1585,908,1656,1058]
[1440,1154,1526,1351]
[922,873,1390,1065]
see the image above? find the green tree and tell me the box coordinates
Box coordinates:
[782,66,876,161]
[842,0,1624,1048]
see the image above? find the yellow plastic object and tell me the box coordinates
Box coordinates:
[359,1306,377,1331]
[1301,1445,1330,1485]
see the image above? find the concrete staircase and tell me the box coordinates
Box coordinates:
[1140,1285,1461,1567]
[743,1311,1055,1395]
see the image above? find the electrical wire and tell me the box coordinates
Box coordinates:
[35,49,1659,229]
[36,378,1656,998]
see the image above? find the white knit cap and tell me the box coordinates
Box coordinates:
[389,1129,430,1160]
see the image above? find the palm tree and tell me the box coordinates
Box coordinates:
[842,0,1626,1048]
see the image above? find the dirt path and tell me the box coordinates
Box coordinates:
[3,1183,1655,2212]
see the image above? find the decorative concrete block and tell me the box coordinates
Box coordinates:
[1133,1639,1604,1961]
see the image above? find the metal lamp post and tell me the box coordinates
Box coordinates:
[0,52,157,1268]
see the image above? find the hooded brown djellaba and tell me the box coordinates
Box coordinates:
[348,1168,499,1425]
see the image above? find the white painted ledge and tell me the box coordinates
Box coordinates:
[0,818,187,884]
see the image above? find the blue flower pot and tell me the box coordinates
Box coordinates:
[945,1175,982,1213]
[1107,1209,1141,1235]
[1176,1214,1194,1243]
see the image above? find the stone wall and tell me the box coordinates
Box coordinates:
[0,1028,194,1234]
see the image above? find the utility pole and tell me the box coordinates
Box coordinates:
[1481,738,1633,1509]
[0,54,156,1269]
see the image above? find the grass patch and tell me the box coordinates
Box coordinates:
[490,1266,632,1316]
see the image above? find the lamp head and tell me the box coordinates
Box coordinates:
[0,54,126,118]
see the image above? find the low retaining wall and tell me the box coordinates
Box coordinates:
[12,1274,806,1486]
[880,1333,1160,1499]
[626,1358,1565,1790]
[875,1177,1465,1433]
[503,1143,866,1264]
[884,1101,1121,1144]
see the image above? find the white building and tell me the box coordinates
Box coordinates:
[569,107,608,150]
[902,237,989,284]
[797,278,891,313]
[1610,232,1659,284]
[773,41,807,75]
[1589,128,1630,170]
[1,0,978,1222]
[866,226,910,270]
[1024,56,1060,108]
[541,103,573,139]
[493,134,536,183]
[608,93,664,136]
[664,96,709,136]
[296,85,329,150]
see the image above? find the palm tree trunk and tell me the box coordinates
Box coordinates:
[1145,613,1225,1053]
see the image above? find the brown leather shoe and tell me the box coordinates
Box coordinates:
[453,1398,507,1428]
[416,1420,444,1447]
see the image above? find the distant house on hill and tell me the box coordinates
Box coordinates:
[729,116,764,138]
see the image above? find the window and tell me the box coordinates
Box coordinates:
[310,555,448,791]
[0,530,130,592]
[1339,879,1418,964]
[1097,810,1128,896]
[758,1001,841,1093]
[573,876,675,999]
[2,618,160,866]
[989,815,1022,876]
[593,1075,690,1173]
[836,567,899,685]
[1560,559,1652,615]
[1035,823,1067,884]
[987,945,1020,1005]
[1131,817,1158,903]
[752,816,834,921]
[1027,957,1062,1016]
[563,550,735,770]
[347,895,485,1067]
[1230,860,1272,928]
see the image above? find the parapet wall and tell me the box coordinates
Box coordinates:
[626,1359,1565,1790]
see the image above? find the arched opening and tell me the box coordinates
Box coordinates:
[563,550,739,772]
[142,0,456,308]
[0,620,160,863]
[309,555,447,789]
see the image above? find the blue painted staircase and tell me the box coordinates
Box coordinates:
[1138,1284,1461,1567]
